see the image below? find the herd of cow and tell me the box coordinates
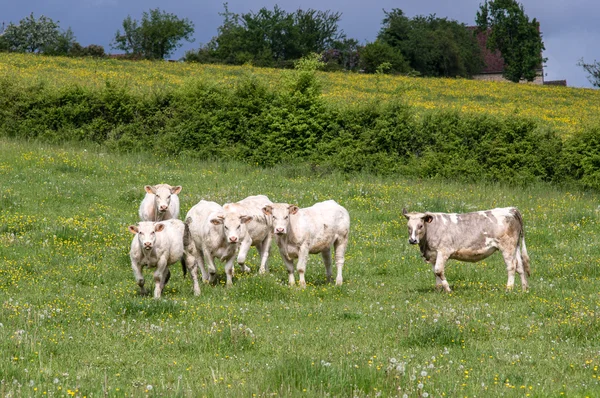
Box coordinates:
[128,184,531,298]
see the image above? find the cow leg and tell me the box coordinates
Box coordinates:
[203,248,218,284]
[279,246,296,286]
[501,248,518,290]
[224,256,235,287]
[433,253,451,292]
[321,247,333,283]
[431,264,443,290]
[258,234,273,274]
[131,259,146,295]
[237,237,252,273]
[184,249,201,296]
[153,258,168,299]
[297,245,310,289]
[333,236,348,286]
[516,246,529,291]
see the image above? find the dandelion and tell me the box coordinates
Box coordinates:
[146,385,153,390]
[421,370,428,377]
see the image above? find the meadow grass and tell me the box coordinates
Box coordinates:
[1,138,600,397]
[1,53,600,136]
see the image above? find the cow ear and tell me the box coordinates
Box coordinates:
[144,185,156,194]
[154,223,165,232]
[171,186,182,195]
[424,215,434,223]
[128,225,139,234]
[262,205,272,215]
[402,208,409,219]
[289,205,299,215]
[240,215,253,224]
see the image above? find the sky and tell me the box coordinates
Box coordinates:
[2,0,598,88]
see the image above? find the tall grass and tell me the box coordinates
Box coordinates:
[1,138,600,396]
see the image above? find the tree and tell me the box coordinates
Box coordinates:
[378,9,483,78]
[185,4,345,67]
[112,8,195,59]
[2,13,60,53]
[359,40,410,74]
[476,0,546,82]
[42,27,77,56]
[577,59,600,88]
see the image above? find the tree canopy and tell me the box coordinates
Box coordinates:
[476,0,546,82]
[377,9,484,78]
[1,13,61,53]
[112,8,195,59]
[185,4,345,67]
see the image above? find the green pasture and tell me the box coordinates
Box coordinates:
[1,138,600,397]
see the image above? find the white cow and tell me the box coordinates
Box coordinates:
[262,200,350,288]
[139,184,182,222]
[128,219,185,298]
[220,195,273,274]
[183,200,239,295]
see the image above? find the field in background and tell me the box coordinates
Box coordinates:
[1,53,600,136]
[1,138,600,396]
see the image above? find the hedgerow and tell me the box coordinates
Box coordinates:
[1,58,599,188]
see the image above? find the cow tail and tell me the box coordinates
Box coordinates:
[181,218,193,278]
[513,208,531,277]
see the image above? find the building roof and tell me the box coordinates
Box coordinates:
[467,26,505,74]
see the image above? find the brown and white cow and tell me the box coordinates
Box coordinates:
[402,207,530,292]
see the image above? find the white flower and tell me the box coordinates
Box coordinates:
[389,357,398,364]
[146,385,153,390]
[421,370,427,377]
[423,392,429,397]
[418,383,424,389]
[53,378,60,384]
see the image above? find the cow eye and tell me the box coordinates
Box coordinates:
[418,225,423,229]
[237,225,240,229]
[273,216,277,220]
[224,226,228,230]
[284,216,289,220]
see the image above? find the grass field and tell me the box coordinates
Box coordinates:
[1,138,600,397]
[2,53,600,136]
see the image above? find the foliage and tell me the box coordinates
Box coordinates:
[70,43,106,58]
[112,8,195,60]
[321,38,360,72]
[476,0,546,82]
[1,13,61,53]
[185,4,344,67]
[577,58,600,88]
[378,9,484,78]
[42,27,78,56]
[358,40,410,74]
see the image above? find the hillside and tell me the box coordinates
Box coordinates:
[1,53,599,136]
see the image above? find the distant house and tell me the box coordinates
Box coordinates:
[468,27,545,85]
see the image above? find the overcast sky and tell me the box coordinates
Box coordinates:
[3,0,598,88]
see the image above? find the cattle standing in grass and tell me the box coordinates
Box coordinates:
[139,184,182,222]
[183,200,239,295]
[221,195,273,274]
[402,207,530,292]
[263,200,350,288]
[128,219,185,298]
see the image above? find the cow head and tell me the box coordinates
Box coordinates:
[402,208,433,245]
[145,184,182,214]
[129,221,165,251]
[262,203,299,235]
[222,211,252,243]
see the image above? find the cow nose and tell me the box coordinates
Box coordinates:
[159,205,167,211]
[144,242,152,249]
[409,238,417,245]
[229,236,238,242]
[275,228,284,234]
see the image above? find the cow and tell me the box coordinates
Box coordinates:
[128,219,185,298]
[262,200,350,288]
[138,184,182,222]
[183,200,239,295]
[220,195,273,274]
[402,207,530,292]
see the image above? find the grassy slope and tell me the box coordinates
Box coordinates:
[1,53,600,136]
[1,139,600,397]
